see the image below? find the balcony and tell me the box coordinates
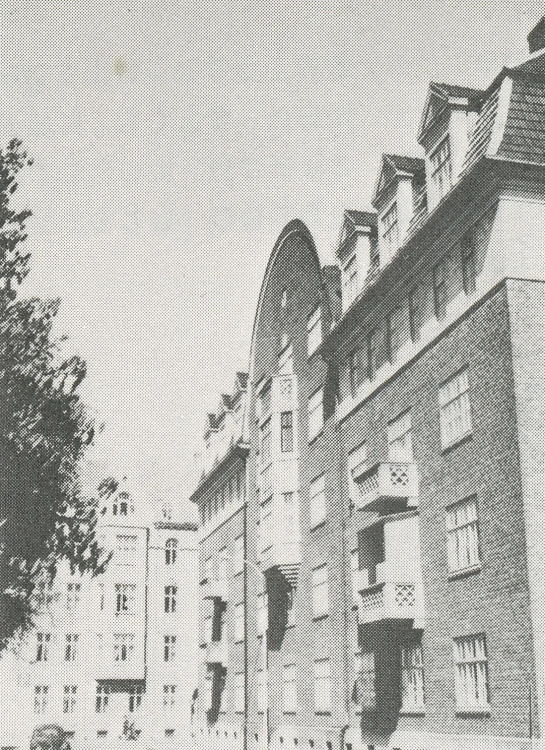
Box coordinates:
[206,637,228,668]
[351,569,370,601]
[353,461,418,511]
[202,577,228,602]
[357,579,424,625]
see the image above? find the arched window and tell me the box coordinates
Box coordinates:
[165,539,177,565]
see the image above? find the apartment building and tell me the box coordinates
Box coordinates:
[0,484,198,749]
[192,18,545,750]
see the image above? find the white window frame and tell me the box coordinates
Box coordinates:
[354,650,376,711]
[164,635,176,662]
[115,583,136,614]
[66,582,81,610]
[128,684,144,713]
[381,201,399,258]
[64,633,79,662]
[313,658,331,713]
[439,369,472,449]
[308,388,324,442]
[311,564,329,619]
[309,474,326,529]
[34,685,49,714]
[96,684,110,714]
[453,634,489,710]
[401,640,425,710]
[307,305,322,356]
[114,633,135,662]
[164,585,177,614]
[63,685,77,714]
[447,497,480,572]
[36,632,51,662]
[163,684,176,709]
[430,136,452,201]
[387,411,413,461]
[165,538,177,565]
[282,663,297,713]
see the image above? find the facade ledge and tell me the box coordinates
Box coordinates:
[190,439,250,502]
[309,520,326,532]
[308,430,324,446]
[441,431,473,455]
[399,707,426,716]
[312,613,329,622]
[153,520,198,531]
[448,563,482,581]
[456,705,491,717]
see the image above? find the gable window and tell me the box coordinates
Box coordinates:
[453,634,489,709]
[36,632,51,662]
[430,137,452,201]
[462,231,477,294]
[165,539,177,565]
[343,255,358,308]
[381,202,399,258]
[280,412,294,453]
[311,564,328,619]
[282,663,297,713]
[308,388,323,442]
[387,412,413,461]
[309,474,326,529]
[64,634,79,661]
[401,638,425,710]
[34,685,49,714]
[164,585,177,613]
[447,497,480,572]
[307,305,322,356]
[95,684,110,713]
[313,658,331,713]
[278,343,293,375]
[408,286,420,342]
[63,685,77,714]
[439,368,472,448]
[433,260,447,319]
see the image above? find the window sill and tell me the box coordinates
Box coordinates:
[312,613,329,622]
[448,563,482,581]
[399,707,426,716]
[310,520,326,532]
[456,705,491,717]
[441,432,473,455]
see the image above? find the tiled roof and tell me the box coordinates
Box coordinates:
[384,154,426,176]
[497,76,545,163]
[463,83,501,171]
[344,209,377,227]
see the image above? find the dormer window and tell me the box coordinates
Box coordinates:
[430,137,452,202]
[381,202,399,258]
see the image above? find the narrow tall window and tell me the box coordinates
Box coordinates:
[259,382,272,422]
[63,685,77,714]
[165,539,177,565]
[447,497,480,572]
[114,633,135,662]
[260,418,272,467]
[401,639,425,709]
[257,670,266,713]
[36,633,51,662]
[309,474,326,529]
[96,685,110,713]
[164,635,176,662]
[313,658,331,713]
[64,634,79,662]
[453,635,489,709]
[116,583,136,614]
[66,583,81,610]
[280,411,294,453]
[308,388,324,442]
[307,305,322,356]
[348,347,365,396]
[257,591,268,636]
[354,651,376,710]
[282,663,297,713]
[234,534,244,575]
[163,685,176,708]
[259,497,273,554]
[430,137,452,200]
[34,686,49,714]
[164,586,177,614]
[129,684,144,712]
[433,260,447,319]
[311,564,329,618]
[387,411,413,461]
[234,602,245,643]
[234,672,245,713]
[116,535,137,566]
[381,202,399,257]
[439,368,472,448]
[343,255,358,308]
[366,329,379,381]
[408,286,420,342]
[462,231,477,294]
[386,307,405,363]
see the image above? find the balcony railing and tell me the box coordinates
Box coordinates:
[202,577,228,602]
[206,637,228,667]
[357,580,424,624]
[353,461,418,510]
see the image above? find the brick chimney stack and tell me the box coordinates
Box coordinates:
[528,16,545,53]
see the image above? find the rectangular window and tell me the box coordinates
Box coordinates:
[66,582,81,610]
[164,635,176,662]
[313,658,331,713]
[233,535,244,575]
[259,382,272,422]
[116,534,137,565]
[259,497,273,553]
[257,670,266,713]
[386,307,405,363]
[408,286,420,342]
[64,634,79,662]
[381,202,399,257]
[309,474,326,529]
[453,635,489,709]
[282,663,297,713]
[257,591,268,636]
[348,442,367,483]
[439,368,472,448]
[401,640,425,709]
[95,685,110,713]
[115,583,136,614]
[462,231,477,294]
[354,651,376,710]
[234,602,245,643]
[366,329,379,380]
[164,586,177,614]
[36,581,54,609]
[36,632,51,662]
[128,684,144,712]
[280,411,294,453]
[63,685,77,714]
[234,672,245,713]
[387,411,413,461]
[433,260,447,319]
[311,564,329,619]
[307,305,322,356]
[34,686,49,714]
[447,497,480,572]
[114,633,135,662]
[431,136,452,200]
[343,255,358,307]
[348,347,365,397]
[260,418,272,468]
[163,685,176,709]
[308,388,323,442]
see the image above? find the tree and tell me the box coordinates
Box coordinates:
[0,139,108,646]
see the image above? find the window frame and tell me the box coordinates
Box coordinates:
[400,638,425,711]
[282,663,297,713]
[446,497,480,573]
[165,538,177,565]
[439,368,472,449]
[308,387,324,442]
[311,564,329,619]
[433,259,447,319]
[280,411,294,453]
[309,474,327,529]
[430,135,452,201]
[453,634,490,710]
[313,658,332,713]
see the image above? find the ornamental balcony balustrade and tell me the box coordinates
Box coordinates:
[356,560,424,626]
[206,636,228,668]
[353,461,418,511]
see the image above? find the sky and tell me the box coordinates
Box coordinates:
[0,0,542,517]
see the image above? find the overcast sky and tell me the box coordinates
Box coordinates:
[0,0,542,516]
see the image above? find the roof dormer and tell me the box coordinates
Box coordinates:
[371,155,425,264]
[336,209,377,312]
[418,83,484,210]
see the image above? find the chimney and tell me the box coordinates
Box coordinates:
[528,17,545,54]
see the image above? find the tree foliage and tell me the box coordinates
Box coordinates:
[0,140,108,646]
